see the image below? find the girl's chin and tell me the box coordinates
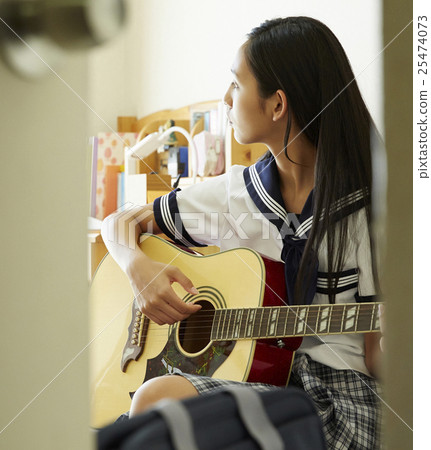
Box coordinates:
[233,130,251,146]
[233,130,244,144]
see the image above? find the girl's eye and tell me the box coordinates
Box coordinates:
[231,81,239,90]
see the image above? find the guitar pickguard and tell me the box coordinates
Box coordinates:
[144,331,235,382]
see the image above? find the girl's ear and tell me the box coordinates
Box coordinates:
[272,89,288,122]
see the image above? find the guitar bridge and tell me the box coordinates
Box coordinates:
[120,300,148,372]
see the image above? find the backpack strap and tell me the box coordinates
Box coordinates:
[153,399,199,450]
[224,386,284,450]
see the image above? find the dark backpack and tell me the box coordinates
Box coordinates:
[98,386,326,450]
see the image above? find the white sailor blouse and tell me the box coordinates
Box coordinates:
[153,157,377,376]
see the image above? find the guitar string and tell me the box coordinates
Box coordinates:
[140,307,381,341]
[137,302,380,337]
[139,303,380,325]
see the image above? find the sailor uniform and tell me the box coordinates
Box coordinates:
[154,157,377,375]
[153,157,382,449]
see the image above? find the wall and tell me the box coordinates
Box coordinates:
[382,0,413,447]
[0,49,91,449]
[87,0,383,135]
[87,0,142,135]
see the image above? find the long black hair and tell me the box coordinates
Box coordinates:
[244,17,379,304]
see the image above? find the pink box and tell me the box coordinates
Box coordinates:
[95,132,138,220]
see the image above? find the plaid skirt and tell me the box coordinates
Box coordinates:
[117,353,382,449]
[180,353,382,450]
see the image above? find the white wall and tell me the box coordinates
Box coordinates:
[0,49,91,450]
[87,0,383,134]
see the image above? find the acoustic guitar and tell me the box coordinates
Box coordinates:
[90,234,381,428]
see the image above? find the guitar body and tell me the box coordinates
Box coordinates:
[90,235,301,428]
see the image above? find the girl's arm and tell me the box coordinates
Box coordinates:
[101,204,200,325]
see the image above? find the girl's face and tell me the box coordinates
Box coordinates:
[223,46,274,146]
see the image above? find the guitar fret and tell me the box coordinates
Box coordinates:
[354,304,359,332]
[357,304,371,331]
[216,310,223,340]
[220,309,228,341]
[305,306,319,336]
[254,308,264,338]
[251,309,258,337]
[303,306,310,335]
[246,309,256,338]
[211,310,221,340]
[239,308,248,339]
[225,309,232,340]
[313,306,320,335]
[370,304,376,332]
[250,308,257,338]
[318,306,330,334]
[233,309,242,339]
[329,305,342,333]
[268,308,279,337]
[262,308,271,338]
[226,309,235,339]
[343,305,357,332]
[304,306,310,335]
[224,309,231,339]
[231,309,237,338]
[340,306,346,332]
[328,304,334,333]
[259,308,266,338]
[276,308,287,337]
[212,302,381,342]
[295,307,308,335]
[372,304,380,331]
[283,308,288,336]
[293,307,299,335]
[285,307,296,336]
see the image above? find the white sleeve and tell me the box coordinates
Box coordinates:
[153,171,230,247]
[356,210,378,299]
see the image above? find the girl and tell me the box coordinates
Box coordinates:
[102,16,383,449]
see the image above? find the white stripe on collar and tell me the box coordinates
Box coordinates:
[249,164,288,223]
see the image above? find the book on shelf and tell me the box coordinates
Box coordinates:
[104,165,122,218]
[92,131,138,220]
[190,101,227,137]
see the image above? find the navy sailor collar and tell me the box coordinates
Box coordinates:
[243,156,314,240]
[243,156,368,239]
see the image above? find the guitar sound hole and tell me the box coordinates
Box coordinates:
[178,300,215,354]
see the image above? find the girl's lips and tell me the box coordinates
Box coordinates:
[226,111,233,126]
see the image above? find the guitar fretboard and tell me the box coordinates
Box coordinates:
[210,302,381,341]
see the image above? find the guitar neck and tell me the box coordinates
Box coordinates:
[210,302,381,341]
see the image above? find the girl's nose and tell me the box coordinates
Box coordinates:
[223,85,233,108]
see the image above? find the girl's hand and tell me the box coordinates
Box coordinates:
[128,254,201,325]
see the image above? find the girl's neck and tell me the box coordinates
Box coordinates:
[270,132,316,213]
